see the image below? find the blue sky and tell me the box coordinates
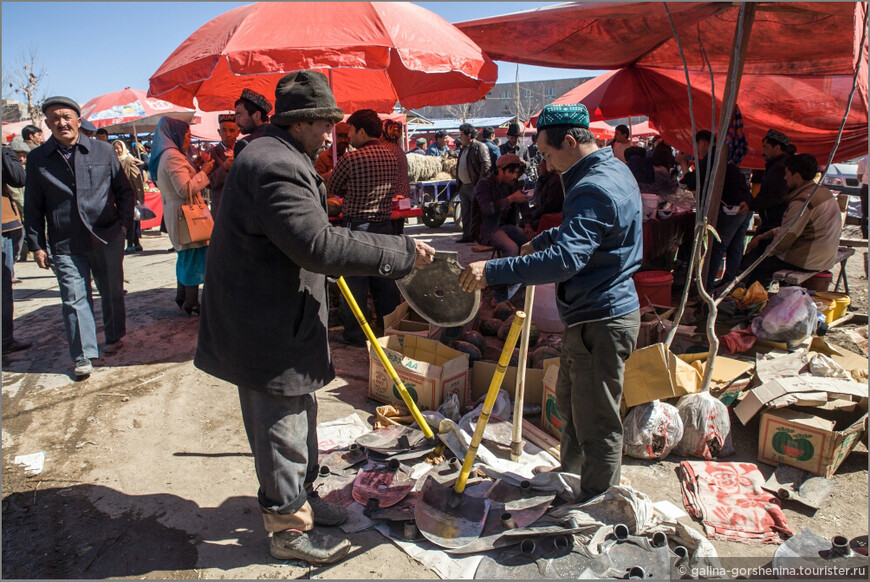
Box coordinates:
[1,1,602,106]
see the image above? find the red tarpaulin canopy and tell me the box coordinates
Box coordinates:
[459,2,868,167]
[149,1,497,113]
[529,66,867,168]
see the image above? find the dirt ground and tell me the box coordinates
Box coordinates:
[2,220,868,579]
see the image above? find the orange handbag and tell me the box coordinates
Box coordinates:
[177,192,213,244]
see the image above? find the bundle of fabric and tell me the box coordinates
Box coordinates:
[679,461,794,544]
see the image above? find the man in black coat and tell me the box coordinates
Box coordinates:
[499,121,531,163]
[195,71,435,565]
[24,96,135,378]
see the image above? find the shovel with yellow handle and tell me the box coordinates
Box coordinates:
[336,276,433,439]
[414,311,527,549]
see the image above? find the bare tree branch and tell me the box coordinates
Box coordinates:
[2,45,49,123]
[444,100,485,123]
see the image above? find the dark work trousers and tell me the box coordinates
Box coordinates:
[340,218,401,344]
[555,310,639,501]
[458,183,475,240]
[705,210,752,291]
[2,235,15,347]
[740,239,811,289]
[237,387,319,532]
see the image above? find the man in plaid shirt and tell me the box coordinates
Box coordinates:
[327,109,402,346]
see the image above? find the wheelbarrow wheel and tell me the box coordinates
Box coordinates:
[422,212,447,228]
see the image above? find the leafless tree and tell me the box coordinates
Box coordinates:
[444,100,485,123]
[3,46,49,123]
[513,64,546,123]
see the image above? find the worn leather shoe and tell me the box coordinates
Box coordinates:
[270,529,351,564]
[308,491,348,527]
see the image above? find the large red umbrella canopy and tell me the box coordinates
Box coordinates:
[148,2,497,113]
[80,88,198,133]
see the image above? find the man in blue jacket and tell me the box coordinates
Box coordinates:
[460,104,642,502]
[24,96,135,378]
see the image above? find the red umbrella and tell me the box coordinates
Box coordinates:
[80,87,198,134]
[148,2,497,113]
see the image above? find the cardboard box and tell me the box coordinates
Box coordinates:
[368,335,469,411]
[636,305,675,349]
[758,405,868,477]
[470,359,554,407]
[677,353,754,390]
[622,343,702,408]
[383,302,441,343]
[540,360,563,438]
[734,376,869,425]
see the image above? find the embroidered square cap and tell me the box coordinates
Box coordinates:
[536,104,590,130]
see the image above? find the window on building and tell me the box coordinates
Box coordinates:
[501,90,512,100]
[544,87,556,99]
[523,89,532,99]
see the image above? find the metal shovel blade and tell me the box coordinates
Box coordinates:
[352,463,413,509]
[415,475,490,549]
[396,251,480,327]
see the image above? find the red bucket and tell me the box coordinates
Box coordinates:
[801,271,832,292]
[634,271,673,308]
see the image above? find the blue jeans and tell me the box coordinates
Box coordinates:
[340,219,401,344]
[2,235,14,346]
[706,210,752,291]
[52,237,126,363]
[487,225,529,258]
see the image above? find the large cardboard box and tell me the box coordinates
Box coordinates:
[368,335,469,411]
[383,302,441,343]
[540,360,563,438]
[758,405,868,478]
[622,343,702,408]
[470,359,553,408]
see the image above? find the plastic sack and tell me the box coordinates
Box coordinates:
[673,392,733,460]
[623,401,684,460]
[751,287,818,348]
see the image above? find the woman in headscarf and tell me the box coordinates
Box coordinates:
[150,117,215,316]
[113,140,146,254]
[380,119,411,234]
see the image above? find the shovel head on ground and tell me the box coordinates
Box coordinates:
[355,424,425,454]
[396,251,480,327]
[415,475,490,549]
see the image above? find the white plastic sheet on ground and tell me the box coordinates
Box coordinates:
[317,413,371,453]
[374,522,483,579]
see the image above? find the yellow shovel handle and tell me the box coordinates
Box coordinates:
[336,276,434,439]
[455,311,526,493]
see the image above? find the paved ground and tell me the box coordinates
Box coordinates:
[2,218,867,579]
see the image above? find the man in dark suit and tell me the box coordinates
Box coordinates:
[499,121,531,163]
[205,113,240,218]
[24,96,135,378]
[195,71,434,565]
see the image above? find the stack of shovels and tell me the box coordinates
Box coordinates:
[322,256,697,578]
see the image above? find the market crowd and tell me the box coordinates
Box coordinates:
[1,69,857,566]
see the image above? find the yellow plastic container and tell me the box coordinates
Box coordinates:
[815,291,850,320]
[814,297,836,324]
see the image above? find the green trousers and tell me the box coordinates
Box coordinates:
[555,310,639,501]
